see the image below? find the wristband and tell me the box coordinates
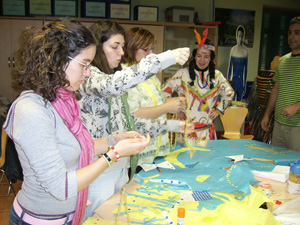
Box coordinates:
[102,153,113,166]
[108,134,116,146]
[109,146,120,161]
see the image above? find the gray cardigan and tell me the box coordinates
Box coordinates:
[4,91,79,216]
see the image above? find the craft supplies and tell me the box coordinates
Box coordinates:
[177,207,185,225]
[182,73,194,159]
[180,190,212,202]
[287,160,300,194]
[153,162,162,173]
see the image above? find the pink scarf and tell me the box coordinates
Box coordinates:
[52,88,94,225]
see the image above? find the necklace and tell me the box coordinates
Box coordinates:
[196,70,209,89]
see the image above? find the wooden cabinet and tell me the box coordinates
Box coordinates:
[0,17,218,100]
[0,18,43,102]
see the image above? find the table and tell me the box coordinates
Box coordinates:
[85,140,300,225]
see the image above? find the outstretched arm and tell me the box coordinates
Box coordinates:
[80,48,190,98]
[134,97,186,119]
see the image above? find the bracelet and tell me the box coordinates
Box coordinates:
[102,153,113,166]
[109,146,120,161]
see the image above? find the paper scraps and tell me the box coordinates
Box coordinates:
[226,155,253,163]
[141,161,175,172]
[181,190,213,202]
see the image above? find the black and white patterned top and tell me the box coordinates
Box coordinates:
[79,50,176,171]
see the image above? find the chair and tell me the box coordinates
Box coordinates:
[220,107,254,140]
[0,125,16,195]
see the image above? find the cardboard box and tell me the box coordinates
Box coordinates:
[165,6,194,23]
[82,0,106,18]
[134,5,158,22]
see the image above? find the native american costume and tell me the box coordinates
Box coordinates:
[162,28,234,140]
[162,68,234,140]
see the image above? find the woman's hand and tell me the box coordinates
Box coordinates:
[177,111,186,120]
[165,97,187,114]
[209,109,219,121]
[172,47,190,65]
[179,121,195,134]
[114,134,150,157]
[113,131,142,143]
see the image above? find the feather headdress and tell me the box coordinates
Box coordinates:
[194,28,215,51]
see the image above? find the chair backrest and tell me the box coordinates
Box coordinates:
[0,126,9,168]
[220,107,249,139]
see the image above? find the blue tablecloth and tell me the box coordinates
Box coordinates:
[138,140,300,195]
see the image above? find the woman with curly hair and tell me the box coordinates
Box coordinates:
[4,18,150,225]
[162,38,234,141]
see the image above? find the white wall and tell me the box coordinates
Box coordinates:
[131,0,300,82]
[131,0,212,22]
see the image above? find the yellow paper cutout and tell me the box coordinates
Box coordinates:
[196,175,210,182]
[112,181,183,223]
[165,147,210,168]
[92,177,279,225]
[167,186,279,225]
[83,217,129,225]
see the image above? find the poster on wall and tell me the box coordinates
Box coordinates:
[215,8,255,48]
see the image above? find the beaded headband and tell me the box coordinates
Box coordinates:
[194,28,215,51]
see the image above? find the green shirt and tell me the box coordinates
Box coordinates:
[273,53,300,126]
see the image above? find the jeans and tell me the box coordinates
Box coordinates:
[8,205,72,225]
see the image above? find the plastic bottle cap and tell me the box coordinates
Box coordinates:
[290,160,300,175]
[178,207,185,218]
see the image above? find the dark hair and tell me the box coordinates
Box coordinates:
[189,39,215,88]
[289,16,300,26]
[123,27,155,66]
[89,20,125,74]
[15,18,95,102]
[237,25,245,36]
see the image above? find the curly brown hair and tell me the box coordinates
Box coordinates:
[123,27,155,66]
[15,18,95,102]
[89,20,125,74]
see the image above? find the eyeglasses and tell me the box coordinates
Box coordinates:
[142,46,155,52]
[68,56,92,72]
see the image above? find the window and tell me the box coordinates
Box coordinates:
[258,7,300,71]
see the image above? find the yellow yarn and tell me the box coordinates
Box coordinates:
[182,72,195,159]
[115,187,131,225]
[169,113,177,150]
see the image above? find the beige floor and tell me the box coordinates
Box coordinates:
[0,171,22,224]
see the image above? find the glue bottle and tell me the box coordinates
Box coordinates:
[177,207,185,225]
[287,160,300,194]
